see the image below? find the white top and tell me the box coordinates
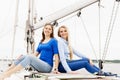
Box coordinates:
[58,37,87,72]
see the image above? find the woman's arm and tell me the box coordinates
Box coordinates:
[54,54,59,69]
[72,48,87,58]
[53,54,60,74]
[33,52,39,57]
[58,40,72,72]
[52,38,60,73]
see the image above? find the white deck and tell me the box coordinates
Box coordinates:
[1,70,120,80]
[33,73,120,80]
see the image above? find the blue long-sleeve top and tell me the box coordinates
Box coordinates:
[58,37,87,72]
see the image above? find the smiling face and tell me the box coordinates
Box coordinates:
[43,24,53,37]
[58,26,68,41]
[41,23,54,42]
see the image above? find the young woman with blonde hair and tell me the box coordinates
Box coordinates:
[57,25,116,76]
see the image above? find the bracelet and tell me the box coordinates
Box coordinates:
[54,68,58,71]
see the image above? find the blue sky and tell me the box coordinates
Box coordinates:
[0,0,120,60]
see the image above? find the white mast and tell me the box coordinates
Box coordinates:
[25,0,35,54]
[34,0,99,30]
[11,0,19,64]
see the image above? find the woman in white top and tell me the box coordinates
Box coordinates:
[57,25,116,76]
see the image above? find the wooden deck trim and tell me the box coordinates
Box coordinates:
[24,73,119,80]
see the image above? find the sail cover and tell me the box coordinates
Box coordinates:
[34,0,98,30]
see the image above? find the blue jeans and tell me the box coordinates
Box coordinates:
[14,55,52,73]
[58,58,100,73]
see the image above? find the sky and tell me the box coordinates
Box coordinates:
[0,0,120,60]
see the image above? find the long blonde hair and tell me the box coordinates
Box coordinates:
[58,26,73,60]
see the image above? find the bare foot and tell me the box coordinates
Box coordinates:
[0,74,10,80]
[0,75,4,80]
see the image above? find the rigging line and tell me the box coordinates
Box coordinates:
[30,0,35,54]
[103,1,120,60]
[102,1,116,61]
[98,0,102,60]
[98,0,105,70]
[78,16,98,61]
[26,0,35,54]
[11,0,20,63]
[52,11,80,28]
[31,0,34,26]
[102,1,120,61]
[15,24,40,40]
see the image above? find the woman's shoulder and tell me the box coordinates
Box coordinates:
[51,38,58,42]
[58,37,66,43]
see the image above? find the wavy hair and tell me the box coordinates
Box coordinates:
[58,25,73,60]
[40,23,54,42]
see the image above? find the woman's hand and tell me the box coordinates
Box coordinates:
[52,68,60,74]
[89,59,94,66]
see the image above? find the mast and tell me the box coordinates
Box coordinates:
[10,0,19,64]
[25,0,35,54]
[34,0,99,30]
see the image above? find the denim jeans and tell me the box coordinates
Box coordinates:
[58,58,100,73]
[14,55,52,73]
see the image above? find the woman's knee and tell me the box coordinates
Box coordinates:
[82,58,89,62]
[24,55,36,63]
[14,55,26,65]
[16,54,24,60]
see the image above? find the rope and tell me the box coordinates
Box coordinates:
[102,1,120,61]
[78,16,98,61]
[26,0,35,54]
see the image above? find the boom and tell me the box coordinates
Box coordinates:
[34,0,99,30]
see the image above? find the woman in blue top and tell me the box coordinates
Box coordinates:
[57,25,115,76]
[0,23,59,79]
